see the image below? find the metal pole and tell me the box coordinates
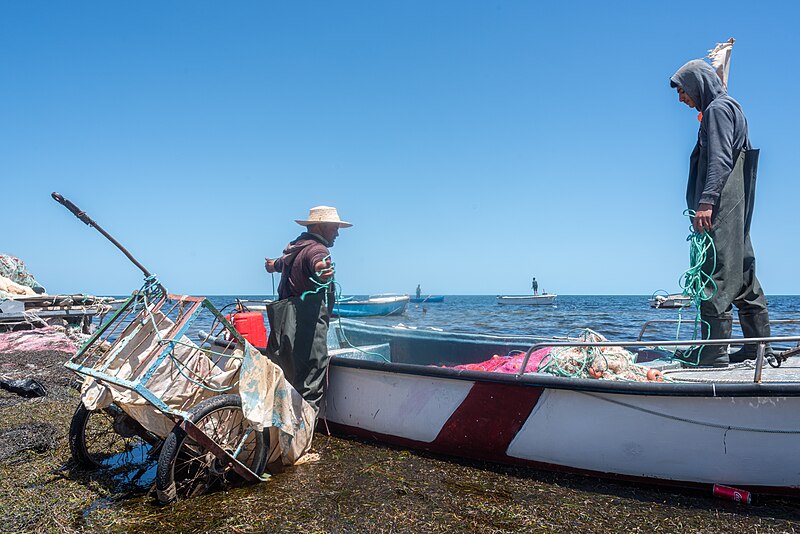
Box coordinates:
[754,343,766,383]
[51,192,166,296]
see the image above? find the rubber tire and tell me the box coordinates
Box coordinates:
[155,394,267,504]
[69,402,155,470]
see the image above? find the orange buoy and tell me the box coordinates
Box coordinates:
[647,368,664,382]
[588,367,604,379]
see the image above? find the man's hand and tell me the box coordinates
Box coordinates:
[314,258,334,281]
[693,203,714,233]
[265,258,276,273]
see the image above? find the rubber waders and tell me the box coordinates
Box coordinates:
[729,309,773,363]
[698,314,732,367]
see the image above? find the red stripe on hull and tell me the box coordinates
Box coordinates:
[431,382,543,460]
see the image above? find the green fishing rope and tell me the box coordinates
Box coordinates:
[300,255,335,302]
[670,209,718,366]
[299,256,390,363]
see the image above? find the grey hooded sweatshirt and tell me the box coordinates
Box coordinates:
[670,59,749,207]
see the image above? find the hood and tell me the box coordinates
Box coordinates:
[670,59,726,112]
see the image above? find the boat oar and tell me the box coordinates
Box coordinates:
[51,192,166,295]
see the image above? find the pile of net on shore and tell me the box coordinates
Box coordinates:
[0,255,45,298]
[0,325,88,355]
[451,329,664,382]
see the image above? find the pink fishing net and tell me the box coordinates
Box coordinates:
[452,347,551,374]
[0,327,77,355]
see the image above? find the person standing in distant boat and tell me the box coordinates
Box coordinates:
[264,205,352,411]
[670,59,772,367]
[416,284,421,299]
[531,277,539,296]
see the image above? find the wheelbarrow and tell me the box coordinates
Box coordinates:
[53,193,268,503]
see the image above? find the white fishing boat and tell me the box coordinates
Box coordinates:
[319,322,800,496]
[649,290,692,309]
[496,294,557,305]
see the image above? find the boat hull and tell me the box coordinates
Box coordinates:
[649,295,692,309]
[410,296,444,303]
[333,296,409,318]
[496,295,557,305]
[322,361,800,494]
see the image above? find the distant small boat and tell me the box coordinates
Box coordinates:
[496,294,557,305]
[235,295,409,318]
[410,295,444,303]
[649,291,692,309]
[334,295,410,318]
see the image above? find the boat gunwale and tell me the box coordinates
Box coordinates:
[328,356,800,397]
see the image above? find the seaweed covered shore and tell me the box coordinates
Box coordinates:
[1,336,799,533]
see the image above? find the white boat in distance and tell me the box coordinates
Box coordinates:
[496,294,557,305]
[649,291,692,309]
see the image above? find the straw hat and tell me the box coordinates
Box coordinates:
[295,205,352,228]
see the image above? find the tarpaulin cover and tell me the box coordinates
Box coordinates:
[80,310,240,438]
[239,342,316,467]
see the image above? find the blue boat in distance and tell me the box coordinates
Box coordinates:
[333,294,409,318]
[409,295,444,303]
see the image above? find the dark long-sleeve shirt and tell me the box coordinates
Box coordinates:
[671,60,749,207]
[273,232,331,300]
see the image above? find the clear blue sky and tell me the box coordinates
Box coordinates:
[3,1,798,296]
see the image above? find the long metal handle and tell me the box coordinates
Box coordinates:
[51,192,154,280]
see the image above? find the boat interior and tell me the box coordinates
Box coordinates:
[328,318,800,386]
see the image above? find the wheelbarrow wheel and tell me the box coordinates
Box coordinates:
[156,394,267,504]
[69,401,158,470]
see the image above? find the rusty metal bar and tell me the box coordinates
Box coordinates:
[754,343,766,383]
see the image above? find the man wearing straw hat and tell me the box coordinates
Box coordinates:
[264,206,352,411]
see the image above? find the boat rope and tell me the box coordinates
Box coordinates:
[582,391,800,434]
[667,210,718,366]
[270,255,390,362]
[300,255,335,303]
[537,329,668,382]
[324,279,392,363]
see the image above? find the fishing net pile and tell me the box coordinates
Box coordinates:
[453,329,663,382]
[0,326,81,355]
[0,255,45,297]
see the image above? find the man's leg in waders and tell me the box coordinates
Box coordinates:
[730,234,772,362]
[695,152,751,367]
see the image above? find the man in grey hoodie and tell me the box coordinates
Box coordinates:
[670,59,772,366]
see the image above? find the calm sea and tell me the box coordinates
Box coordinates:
[205,294,800,343]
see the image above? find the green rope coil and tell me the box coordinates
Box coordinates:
[670,210,718,366]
